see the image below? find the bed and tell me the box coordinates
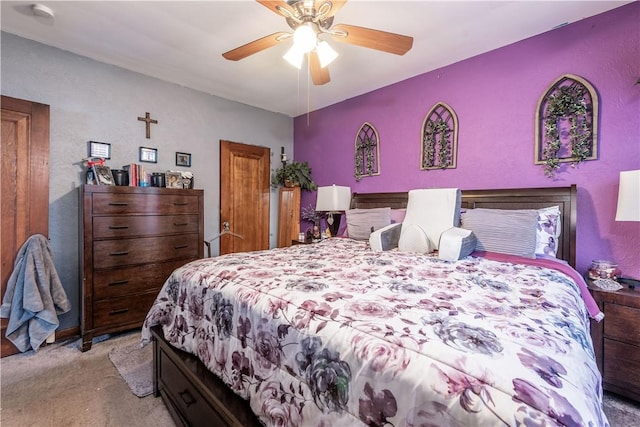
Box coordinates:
[142,185,609,427]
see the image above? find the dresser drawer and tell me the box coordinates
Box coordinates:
[93,234,199,269]
[93,291,158,328]
[92,193,199,215]
[93,259,190,300]
[604,303,640,345]
[603,338,640,396]
[93,215,199,238]
[159,348,229,427]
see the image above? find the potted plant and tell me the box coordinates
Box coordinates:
[271,161,317,191]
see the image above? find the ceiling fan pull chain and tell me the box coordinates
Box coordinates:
[307,56,311,126]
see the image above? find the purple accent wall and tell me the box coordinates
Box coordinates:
[294,3,640,278]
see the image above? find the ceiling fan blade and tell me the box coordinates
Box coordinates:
[222,32,291,61]
[330,24,413,55]
[257,0,296,18]
[309,51,330,85]
[315,0,347,18]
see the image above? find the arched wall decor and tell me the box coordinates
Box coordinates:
[534,74,599,177]
[420,102,458,170]
[354,122,380,181]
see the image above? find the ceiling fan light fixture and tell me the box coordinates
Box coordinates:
[283,45,305,69]
[316,41,338,68]
[293,24,317,53]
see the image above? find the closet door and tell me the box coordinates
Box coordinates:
[1,95,50,357]
[219,140,270,255]
[277,186,300,247]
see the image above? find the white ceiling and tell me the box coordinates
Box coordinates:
[1,1,631,117]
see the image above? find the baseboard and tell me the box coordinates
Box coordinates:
[1,323,80,358]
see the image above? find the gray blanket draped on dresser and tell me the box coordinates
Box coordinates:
[0,234,71,352]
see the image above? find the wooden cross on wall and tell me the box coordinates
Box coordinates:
[137,112,158,139]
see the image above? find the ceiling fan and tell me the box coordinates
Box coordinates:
[222,0,414,85]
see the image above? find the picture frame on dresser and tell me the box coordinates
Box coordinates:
[93,165,114,185]
[165,171,183,189]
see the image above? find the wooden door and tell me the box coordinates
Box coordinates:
[1,95,50,357]
[219,141,270,255]
[277,186,300,247]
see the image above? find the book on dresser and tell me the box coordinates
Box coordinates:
[79,185,204,351]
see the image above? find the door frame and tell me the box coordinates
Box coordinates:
[219,140,270,255]
[1,95,50,357]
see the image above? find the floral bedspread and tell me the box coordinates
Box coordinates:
[141,238,608,427]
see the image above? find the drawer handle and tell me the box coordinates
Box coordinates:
[174,245,188,249]
[109,308,129,316]
[108,202,129,206]
[108,280,129,286]
[173,222,188,226]
[109,251,129,256]
[108,225,129,230]
[178,390,196,407]
[173,202,188,206]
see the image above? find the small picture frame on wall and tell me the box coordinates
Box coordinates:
[88,141,111,159]
[93,165,115,185]
[139,146,158,163]
[176,152,191,167]
[165,171,183,189]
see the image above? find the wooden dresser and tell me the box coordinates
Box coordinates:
[589,282,640,402]
[80,185,204,351]
[277,186,300,248]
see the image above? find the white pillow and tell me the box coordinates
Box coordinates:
[397,223,433,254]
[438,227,477,262]
[369,223,402,252]
[398,188,461,251]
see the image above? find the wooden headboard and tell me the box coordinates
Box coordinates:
[351,186,577,268]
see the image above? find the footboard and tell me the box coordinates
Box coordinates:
[150,326,261,427]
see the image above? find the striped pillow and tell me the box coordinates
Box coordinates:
[461,208,538,258]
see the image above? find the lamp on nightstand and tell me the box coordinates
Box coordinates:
[615,170,640,288]
[316,185,351,237]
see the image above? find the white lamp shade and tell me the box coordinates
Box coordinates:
[615,170,640,221]
[316,185,351,212]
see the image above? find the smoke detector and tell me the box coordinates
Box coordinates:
[31,4,55,19]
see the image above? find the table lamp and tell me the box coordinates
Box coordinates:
[315,185,351,237]
[615,169,640,288]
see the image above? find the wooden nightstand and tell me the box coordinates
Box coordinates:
[588,281,640,402]
[291,239,312,245]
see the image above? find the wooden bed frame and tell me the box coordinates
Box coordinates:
[151,185,578,427]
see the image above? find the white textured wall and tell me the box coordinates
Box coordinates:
[1,32,293,330]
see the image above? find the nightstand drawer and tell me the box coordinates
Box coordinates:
[603,339,640,396]
[93,215,199,238]
[604,303,640,345]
